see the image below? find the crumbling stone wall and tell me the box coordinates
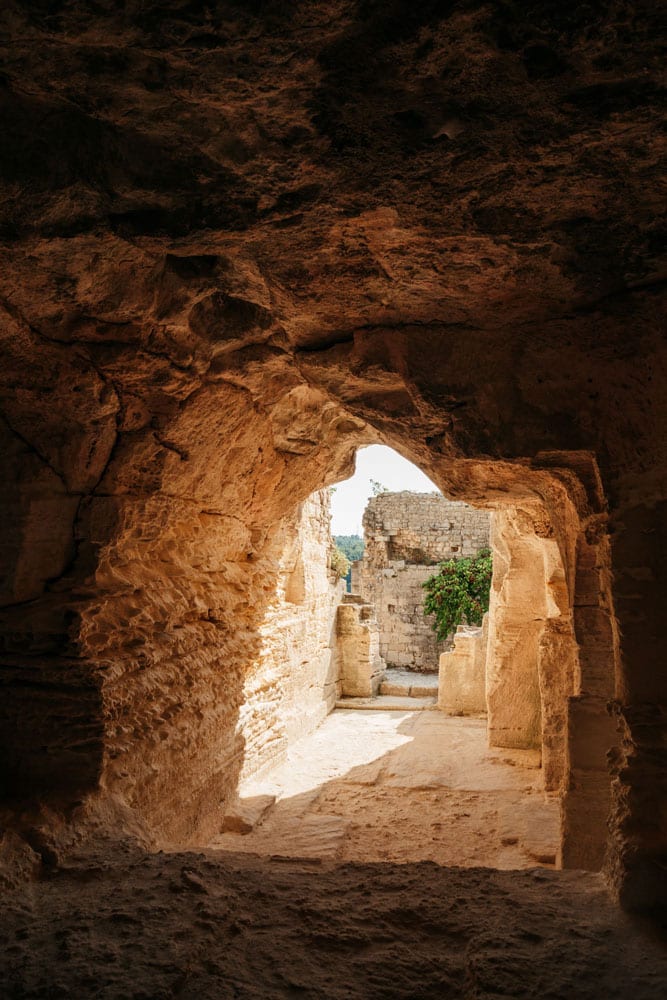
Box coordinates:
[439,617,489,716]
[358,493,490,671]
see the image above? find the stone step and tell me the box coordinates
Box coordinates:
[379,669,439,699]
[335,695,437,711]
[379,680,439,697]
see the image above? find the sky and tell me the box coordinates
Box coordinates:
[330,445,439,536]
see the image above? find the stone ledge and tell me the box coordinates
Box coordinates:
[335,695,437,711]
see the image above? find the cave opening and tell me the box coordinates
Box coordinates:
[2,2,666,992]
[0,383,620,886]
[207,442,616,876]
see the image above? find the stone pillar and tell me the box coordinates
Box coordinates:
[485,509,543,750]
[560,525,618,870]
[537,619,578,793]
[438,616,488,715]
[560,694,617,870]
[605,499,667,911]
[336,598,385,697]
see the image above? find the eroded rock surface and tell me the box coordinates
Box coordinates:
[2,842,667,1000]
[0,1,665,913]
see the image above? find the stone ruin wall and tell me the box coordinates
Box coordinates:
[238,489,344,782]
[358,492,491,672]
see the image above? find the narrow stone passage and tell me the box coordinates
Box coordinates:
[212,710,559,869]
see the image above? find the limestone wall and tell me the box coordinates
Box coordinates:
[359,492,490,671]
[365,563,444,670]
[238,490,344,781]
[438,616,489,715]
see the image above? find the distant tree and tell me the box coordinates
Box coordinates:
[422,548,493,641]
[334,535,364,591]
[334,535,364,562]
[370,479,389,496]
[330,546,350,579]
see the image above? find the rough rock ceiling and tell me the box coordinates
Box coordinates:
[1,1,664,493]
[1,0,664,335]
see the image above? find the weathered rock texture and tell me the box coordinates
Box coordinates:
[0,1,665,911]
[438,617,489,716]
[237,489,344,781]
[358,492,490,670]
[4,843,667,1000]
[335,595,385,698]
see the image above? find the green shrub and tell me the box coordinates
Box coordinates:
[422,548,493,641]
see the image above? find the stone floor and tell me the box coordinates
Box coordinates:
[212,710,559,869]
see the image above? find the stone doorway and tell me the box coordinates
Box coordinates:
[338,487,492,713]
[216,447,616,875]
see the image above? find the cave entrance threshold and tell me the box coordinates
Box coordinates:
[211,709,558,869]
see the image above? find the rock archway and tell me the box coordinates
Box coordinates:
[0,0,665,919]
[0,351,620,877]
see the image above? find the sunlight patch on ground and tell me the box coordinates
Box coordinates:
[242,710,415,800]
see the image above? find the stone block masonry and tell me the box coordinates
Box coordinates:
[358,492,490,672]
[336,595,385,697]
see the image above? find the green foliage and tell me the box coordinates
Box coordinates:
[370,479,389,496]
[334,534,364,591]
[422,548,493,642]
[331,546,351,579]
[334,535,364,562]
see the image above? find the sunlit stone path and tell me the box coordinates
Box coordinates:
[212,710,559,869]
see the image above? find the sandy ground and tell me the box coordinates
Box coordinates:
[2,713,666,998]
[213,710,559,868]
[2,845,666,999]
